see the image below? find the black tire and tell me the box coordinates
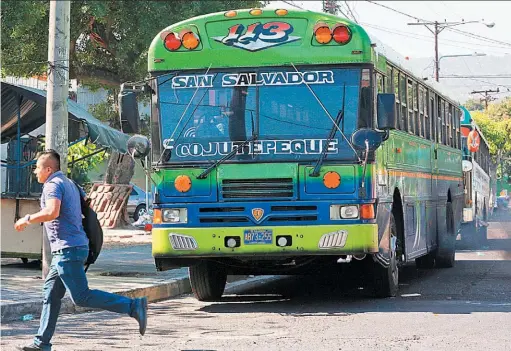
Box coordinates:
[133,204,146,222]
[189,261,227,301]
[415,253,435,269]
[371,213,399,298]
[21,258,29,264]
[436,202,456,268]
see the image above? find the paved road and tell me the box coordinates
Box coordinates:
[2,211,511,351]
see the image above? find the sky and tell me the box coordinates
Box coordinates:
[266,1,511,59]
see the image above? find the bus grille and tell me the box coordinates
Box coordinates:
[220,178,295,201]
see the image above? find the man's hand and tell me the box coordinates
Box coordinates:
[14,217,29,232]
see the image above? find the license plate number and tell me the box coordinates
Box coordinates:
[244,229,273,245]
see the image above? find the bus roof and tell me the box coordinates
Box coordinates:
[148,8,458,104]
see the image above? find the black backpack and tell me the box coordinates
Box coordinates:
[72,181,103,271]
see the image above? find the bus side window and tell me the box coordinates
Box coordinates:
[394,70,401,130]
[446,103,452,147]
[413,82,420,137]
[400,73,407,131]
[430,93,436,142]
[441,99,446,145]
[407,79,414,134]
[376,72,384,93]
[386,66,394,94]
[436,96,442,144]
[423,88,430,139]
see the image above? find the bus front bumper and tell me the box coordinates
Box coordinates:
[152,224,378,257]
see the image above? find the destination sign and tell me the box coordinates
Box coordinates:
[171,71,334,89]
[162,139,339,157]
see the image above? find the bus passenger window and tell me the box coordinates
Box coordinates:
[407,80,414,134]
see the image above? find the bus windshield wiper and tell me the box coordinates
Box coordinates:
[290,63,361,172]
[196,135,257,179]
[310,84,346,177]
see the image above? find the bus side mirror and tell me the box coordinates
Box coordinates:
[118,90,140,133]
[377,93,396,130]
[127,135,151,159]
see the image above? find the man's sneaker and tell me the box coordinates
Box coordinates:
[18,345,43,351]
[132,297,148,336]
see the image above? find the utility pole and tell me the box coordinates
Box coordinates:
[43,0,71,278]
[323,0,339,15]
[408,20,494,82]
[471,89,500,110]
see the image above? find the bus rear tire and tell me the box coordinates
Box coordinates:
[436,202,456,268]
[189,261,227,301]
[370,213,399,298]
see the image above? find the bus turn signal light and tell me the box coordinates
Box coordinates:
[360,204,375,219]
[153,209,162,224]
[175,175,192,193]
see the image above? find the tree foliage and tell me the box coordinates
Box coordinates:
[67,140,109,185]
[2,0,264,87]
[471,97,511,178]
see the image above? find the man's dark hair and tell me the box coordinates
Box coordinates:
[38,149,61,171]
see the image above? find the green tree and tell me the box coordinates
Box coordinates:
[2,1,264,88]
[464,98,485,112]
[67,140,109,186]
[472,98,511,180]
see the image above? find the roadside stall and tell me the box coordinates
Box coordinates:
[1,81,129,262]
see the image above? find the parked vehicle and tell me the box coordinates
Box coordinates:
[127,183,151,221]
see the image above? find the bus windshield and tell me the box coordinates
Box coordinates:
[158,66,365,163]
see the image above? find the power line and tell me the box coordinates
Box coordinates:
[447,28,511,48]
[344,1,359,23]
[362,23,511,54]
[365,1,427,22]
[441,75,511,78]
[362,22,511,51]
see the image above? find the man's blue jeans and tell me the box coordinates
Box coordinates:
[34,246,135,351]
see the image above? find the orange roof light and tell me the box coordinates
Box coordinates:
[314,25,332,44]
[225,10,237,17]
[323,171,341,189]
[175,175,192,193]
[182,31,200,50]
[275,9,288,16]
[250,9,263,16]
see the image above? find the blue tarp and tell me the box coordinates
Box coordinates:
[1,81,129,153]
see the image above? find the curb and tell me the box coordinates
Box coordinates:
[1,275,250,323]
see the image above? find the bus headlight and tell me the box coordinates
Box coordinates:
[340,206,359,219]
[330,205,359,220]
[163,208,188,223]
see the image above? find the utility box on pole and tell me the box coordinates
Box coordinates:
[43,0,71,278]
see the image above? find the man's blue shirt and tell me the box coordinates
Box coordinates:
[41,171,89,252]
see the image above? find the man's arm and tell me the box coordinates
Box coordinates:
[14,198,61,232]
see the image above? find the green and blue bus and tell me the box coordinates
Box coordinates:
[123,8,464,300]
[460,106,492,243]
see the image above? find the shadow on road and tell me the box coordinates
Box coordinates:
[197,257,511,316]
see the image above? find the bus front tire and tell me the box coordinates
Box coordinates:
[370,213,399,298]
[189,261,227,301]
[436,202,456,268]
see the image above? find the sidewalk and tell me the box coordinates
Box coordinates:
[1,241,189,323]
